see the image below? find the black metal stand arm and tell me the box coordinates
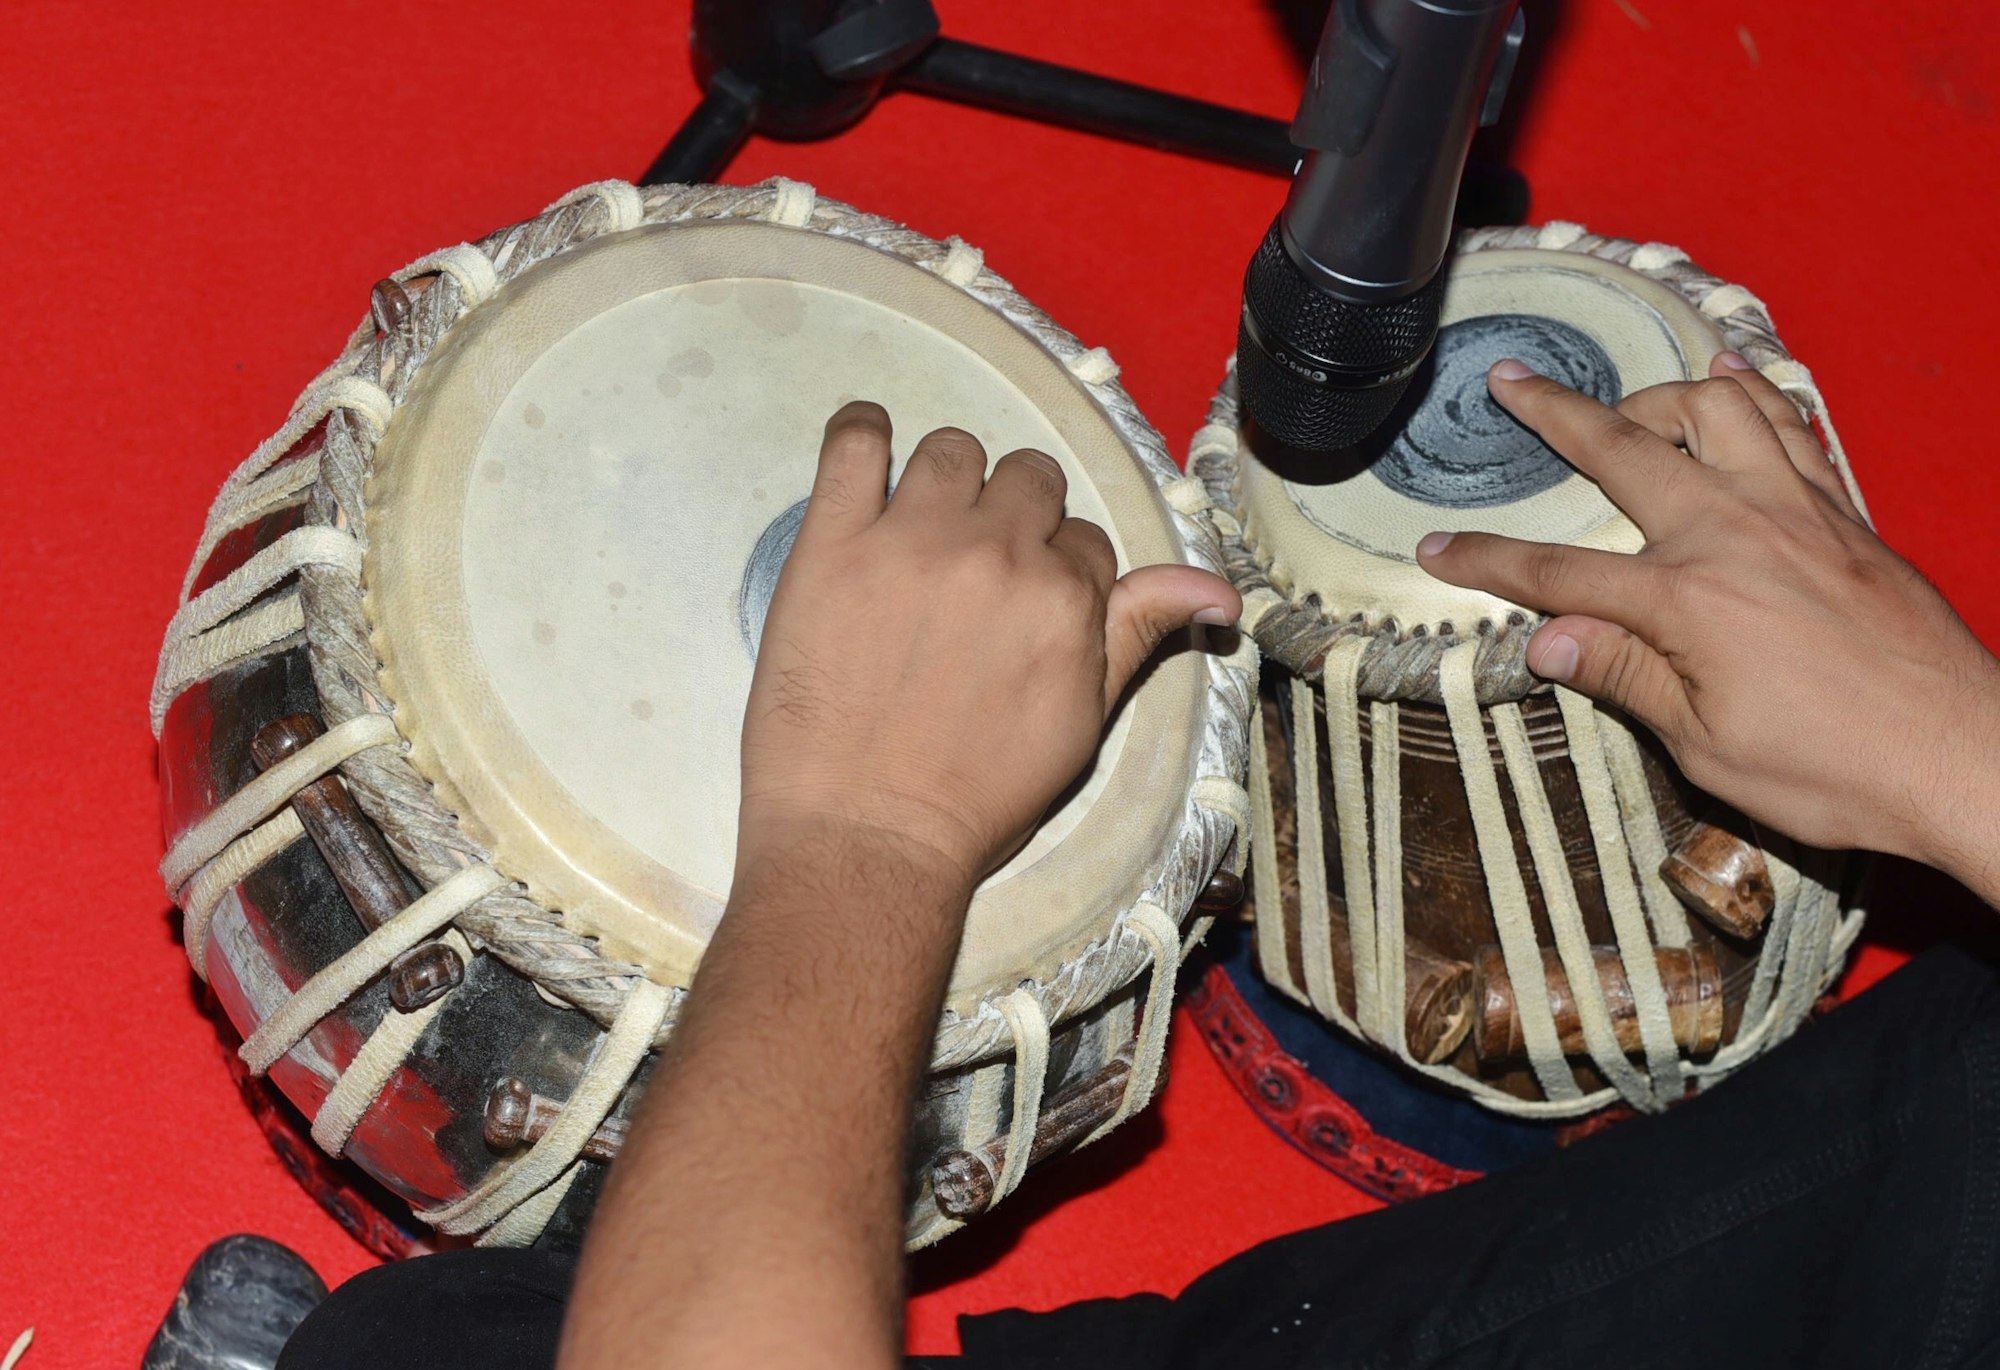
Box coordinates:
[642,1,1525,224]
[895,38,1299,175]
[646,1,1302,185]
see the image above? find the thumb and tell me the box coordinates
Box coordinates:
[1103,564,1241,713]
[1528,614,1691,738]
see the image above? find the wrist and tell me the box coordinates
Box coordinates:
[1905,662,2000,906]
[731,812,978,929]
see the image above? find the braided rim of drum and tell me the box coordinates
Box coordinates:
[157,177,1255,1074]
[1192,221,1872,707]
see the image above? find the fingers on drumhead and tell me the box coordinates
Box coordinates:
[1616,376,1774,467]
[1050,515,1117,588]
[1712,366,1814,446]
[982,448,1070,537]
[823,399,892,440]
[897,426,990,505]
[809,400,894,523]
[1706,355,1861,514]
[1485,362,1691,519]
[1416,530,1642,626]
[1483,359,1591,416]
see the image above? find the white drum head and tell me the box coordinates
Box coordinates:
[1238,247,1724,631]
[365,220,1206,1010]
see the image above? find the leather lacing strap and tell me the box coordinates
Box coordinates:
[162,713,399,895]
[1066,346,1119,385]
[1088,903,1183,1142]
[990,989,1051,1207]
[1159,475,1212,517]
[180,808,304,981]
[929,235,984,286]
[916,895,1194,1251]
[312,927,476,1154]
[155,526,358,694]
[1492,701,1654,1106]
[761,178,817,228]
[240,865,506,1075]
[1242,636,1853,1117]
[1290,674,1349,1029]
[1762,357,1871,520]
[1323,638,1381,1036]
[551,180,645,235]
[909,1051,1009,1249]
[176,515,365,629]
[1367,697,1407,1057]
[1557,689,1686,1104]
[1600,716,1694,949]
[1249,687,1299,1001]
[1191,775,1249,844]
[1441,646,1582,1103]
[183,451,321,587]
[394,245,499,306]
[176,373,389,605]
[481,1165,585,1249]
[425,979,672,1236]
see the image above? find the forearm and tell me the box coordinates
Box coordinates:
[558,823,973,1370]
[553,403,1234,1366]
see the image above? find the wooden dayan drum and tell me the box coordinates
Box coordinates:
[153,179,1253,1248]
[1194,224,1867,1117]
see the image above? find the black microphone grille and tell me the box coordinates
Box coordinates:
[1237,219,1446,453]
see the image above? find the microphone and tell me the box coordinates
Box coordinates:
[1238,0,1524,455]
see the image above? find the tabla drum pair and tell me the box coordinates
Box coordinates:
[154,178,1255,1251]
[156,178,1869,1255]
[1192,223,1868,1133]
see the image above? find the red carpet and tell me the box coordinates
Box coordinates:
[3,0,1996,1363]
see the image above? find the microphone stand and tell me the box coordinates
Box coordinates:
[643,0,1528,224]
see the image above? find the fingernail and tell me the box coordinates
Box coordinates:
[1535,632,1580,682]
[1489,358,1534,381]
[1716,350,1753,371]
[1193,606,1235,627]
[1416,531,1455,558]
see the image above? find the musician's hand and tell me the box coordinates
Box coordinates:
[567,407,1237,1370]
[1416,354,2000,895]
[738,401,1239,894]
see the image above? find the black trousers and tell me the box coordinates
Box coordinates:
[280,947,2000,1369]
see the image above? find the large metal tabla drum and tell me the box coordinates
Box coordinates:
[1193,223,1867,1118]
[153,178,1253,1249]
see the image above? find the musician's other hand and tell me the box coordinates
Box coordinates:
[739,402,1239,896]
[1416,355,2000,896]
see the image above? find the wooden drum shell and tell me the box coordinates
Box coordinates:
[1250,670,1759,1100]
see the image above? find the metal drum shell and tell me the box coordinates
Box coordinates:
[161,525,1141,1245]
[152,180,1241,1248]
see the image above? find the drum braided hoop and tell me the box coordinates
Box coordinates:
[158,177,1253,1071]
[1194,223,1866,1117]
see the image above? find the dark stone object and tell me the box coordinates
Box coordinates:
[143,1235,328,1370]
[1377,312,1622,509]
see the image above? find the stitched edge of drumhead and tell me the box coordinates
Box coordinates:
[1195,222,1820,707]
[287,178,1254,1067]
